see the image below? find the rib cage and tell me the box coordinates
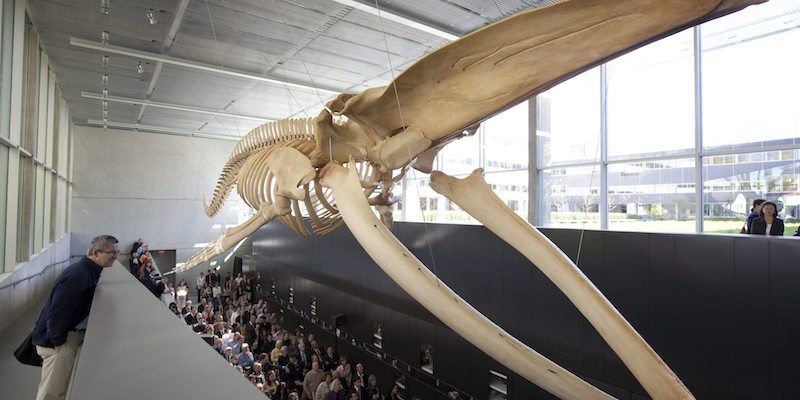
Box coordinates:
[205,118,317,217]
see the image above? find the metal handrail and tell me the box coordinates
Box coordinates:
[0,258,70,292]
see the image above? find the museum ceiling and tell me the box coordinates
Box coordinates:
[24,0,562,140]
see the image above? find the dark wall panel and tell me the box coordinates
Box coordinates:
[251,221,800,399]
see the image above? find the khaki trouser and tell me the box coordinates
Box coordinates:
[35,331,85,400]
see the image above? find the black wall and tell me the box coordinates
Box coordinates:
[249,221,800,399]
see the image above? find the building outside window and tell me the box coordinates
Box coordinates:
[397,1,800,236]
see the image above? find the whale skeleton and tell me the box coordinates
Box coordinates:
[174,1,766,398]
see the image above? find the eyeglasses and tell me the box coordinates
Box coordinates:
[100,250,120,255]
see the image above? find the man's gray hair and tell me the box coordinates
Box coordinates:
[87,235,119,256]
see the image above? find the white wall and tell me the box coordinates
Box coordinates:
[0,234,71,334]
[70,126,243,269]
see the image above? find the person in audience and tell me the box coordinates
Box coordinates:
[315,372,333,400]
[168,302,180,317]
[176,280,188,310]
[745,199,766,233]
[223,346,235,364]
[302,360,325,400]
[285,353,305,390]
[212,282,222,306]
[310,339,324,363]
[160,277,175,305]
[750,201,785,235]
[231,332,244,355]
[238,343,255,369]
[353,363,366,387]
[249,362,266,384]
[325,379,345,400]
[271,340,284,364]
[364,375,380,400]
[351,376,366,400]
[264,370,280,397]
[335,356,352,387]
[386,384,400,400]
[296,340,311,369]
[322,346,338,371]
[196,272,206,302]
[213,336,225,355]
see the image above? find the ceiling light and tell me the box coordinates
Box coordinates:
[100,0,110,15]
[331,0,459,41]
[102,55,108,68]
[101,30,109,45]
[102,88,108,98]
[147,9,157,25]
[137,61,144,74]
[102,101,108,110]
[102,74,108,86]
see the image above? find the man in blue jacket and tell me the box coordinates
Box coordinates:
[32,235,119,400]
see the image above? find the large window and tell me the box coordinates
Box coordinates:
[2,10,73,269]
[607,29,695,160]
[397,102,529,224]
[608,159,696,233]
[534,1,800,234]
[537,68,600,168]
[540,166,601,230]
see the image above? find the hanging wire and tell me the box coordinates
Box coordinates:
[575,68,607,267]
[371,0,441,285]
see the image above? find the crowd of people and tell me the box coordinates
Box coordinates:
[165,271,401,400]
[742,199,800,236]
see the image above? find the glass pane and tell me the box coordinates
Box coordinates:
[0,0,13,139]
[540,165,601,229]
[485,170,528,219]
[607,29,695,159]
[16,156,34,262]
[21,20,38,152]
[703,150,800,235]
[702,2,800,151]
[483,101,529,172]
[0,145,7,268]
[608,159,696,233]
[537,68,601,168]
[438,128,480,176]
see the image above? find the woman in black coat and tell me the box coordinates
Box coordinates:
[750,201,784,235]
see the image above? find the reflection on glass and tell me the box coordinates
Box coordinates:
[541,166,601,229]
[607,29,695,159]
[537,68,600,168]
[438,130,480,176]
[702,150,800,235]
[702,3,800,151]
[608,159,696,233]
[483,101,529,172]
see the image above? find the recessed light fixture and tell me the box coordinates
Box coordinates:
[147,9,157,25]
[102,74,108,86]
[102,55,108,68]
[100,0,110,15]
[137,61,144,74]
[101,30,109,45]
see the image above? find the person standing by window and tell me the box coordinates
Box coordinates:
[744,199,766,234]
[750,201,784,236]
[32,235,119,400]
